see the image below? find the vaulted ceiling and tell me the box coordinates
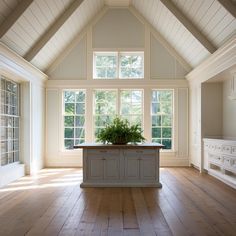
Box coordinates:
[0,0,235,73]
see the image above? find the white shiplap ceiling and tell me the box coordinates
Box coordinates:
[0,0,235,72]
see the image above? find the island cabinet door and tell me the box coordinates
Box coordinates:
[140,156,156,180]
[124,156,140,180]
[104,157,120,180]
[87,156,104,180]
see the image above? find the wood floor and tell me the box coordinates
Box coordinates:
[0,168,235,236]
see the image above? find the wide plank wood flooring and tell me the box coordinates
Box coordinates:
[0,167,235,236]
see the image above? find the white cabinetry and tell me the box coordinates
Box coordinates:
[79,144,163,187]
[203,139,236,189]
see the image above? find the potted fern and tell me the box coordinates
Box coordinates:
[97,117,145,145]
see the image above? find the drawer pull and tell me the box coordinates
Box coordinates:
[136,150,143,153]
[100,150,107,153]
[102,158,106,160]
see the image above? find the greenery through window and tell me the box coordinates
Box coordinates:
[94,90,117,139]
[0,77,20,166]
[151,90,173,149]
[120,90,143,126]
[93,52,144,79]
[63,90,85,149]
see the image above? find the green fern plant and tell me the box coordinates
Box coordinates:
[97,117,145,144]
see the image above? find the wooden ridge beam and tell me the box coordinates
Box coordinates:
[0,0,33,38]
[218,0,236,18]
[24,0,84,62]
[160,0,217,54]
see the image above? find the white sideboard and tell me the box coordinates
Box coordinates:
[203,138,236,189]
[75,143,164,187]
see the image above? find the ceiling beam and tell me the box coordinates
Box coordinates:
[0,0,33,38]
[160,0,217,54]
[217,0,236,18]
[24,0,84,62]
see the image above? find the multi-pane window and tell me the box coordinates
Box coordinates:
[63,90,86,149]
[93,90,117,139]
[151,90,173,149]
[93,52,144,79]
[0,77,20,166]
[120,90,143,126]
[120,53,144,78]
[94,52,117,79]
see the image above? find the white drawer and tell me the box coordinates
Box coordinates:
[214,145,222,153]
[223,156,232,168]
[222,145,232,154]
[232,146,236,155]
[87,149,120,156]
[124,149,156,156]
[209,153,222,166]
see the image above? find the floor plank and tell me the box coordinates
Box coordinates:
[0,167,235,236]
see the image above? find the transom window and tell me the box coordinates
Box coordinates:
[0,77,20,166]
[151,90,173,149]
[63,90,86,149]
[93,52,144,79]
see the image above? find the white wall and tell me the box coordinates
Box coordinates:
[223,79,236,139]
[150,35,187,79]
[46,8,189,167]
[49,36,87,80]
[0,43,47,186]
[201,82,223,138]
[92,8,144,48]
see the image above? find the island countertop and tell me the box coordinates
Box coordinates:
[74,142,165,149]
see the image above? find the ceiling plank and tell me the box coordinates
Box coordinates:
[160,0,217,54]
[24,0,84,62]
[0,0,33,38]
[217,0,236,18]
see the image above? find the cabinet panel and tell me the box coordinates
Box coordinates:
[104,158,120,180]
[88,157,103,180]
[140,157,156,180]
[125,157,140,180]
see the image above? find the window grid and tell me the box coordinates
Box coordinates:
[93,52,144,79]
[151,90,173,150]
[0,77,20,166]
[63,90,86,150]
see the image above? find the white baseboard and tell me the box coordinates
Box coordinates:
[0,163,25,188]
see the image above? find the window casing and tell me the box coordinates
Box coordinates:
[0,77,20,166]
[93,52,144,79]
[151,90,173,150]
[63,90,86,150]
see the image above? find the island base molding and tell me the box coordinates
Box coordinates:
[80,182,162,188]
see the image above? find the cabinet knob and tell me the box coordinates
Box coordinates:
[102,158,106,160]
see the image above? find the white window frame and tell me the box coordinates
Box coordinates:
[63,89,86,150]
[151,89,174,151]
[93,51,144,79]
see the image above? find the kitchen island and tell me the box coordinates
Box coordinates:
[74,143,164,187]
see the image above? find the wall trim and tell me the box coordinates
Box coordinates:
[186,35,236,84]
[0,43,48,85]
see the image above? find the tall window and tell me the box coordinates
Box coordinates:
[151,90,173,149]
[93,90,117,139]
[120,90,143,126]
[93,52,144,79]
[0,77,20,166]
[63,90,86,149]
[93,89,143,140]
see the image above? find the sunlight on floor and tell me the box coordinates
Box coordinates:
[0,168,82,192]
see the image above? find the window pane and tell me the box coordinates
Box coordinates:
[65,128,74,138]
[75,128,85,139]
[64,116,74,127]
[162,139,172,149]
[120,53,143,78]
[76,103,85,114]
[162,128,172,138]
[152,116,161,127]
[152,128,161,138]
[64,91,75,103]
[75,116,85,127]
[162,115,171,126]
[65,139,74,149]
[65,103,75,115]
[76,91,85,102]
[152,103,160,114]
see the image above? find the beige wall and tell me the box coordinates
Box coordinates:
[223,79,236,139]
